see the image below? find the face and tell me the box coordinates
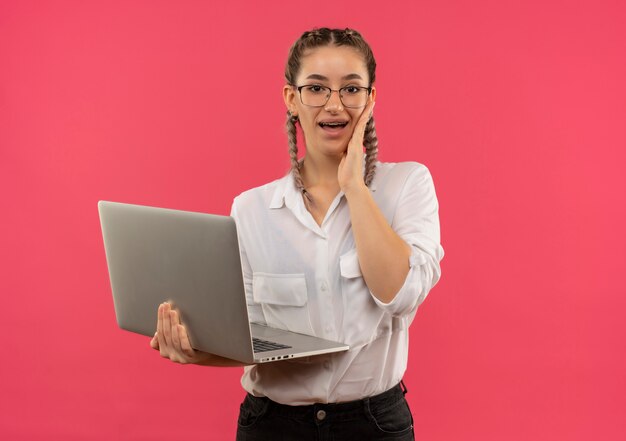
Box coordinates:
[283,45,376,158]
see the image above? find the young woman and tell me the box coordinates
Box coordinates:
[150,27,444,440]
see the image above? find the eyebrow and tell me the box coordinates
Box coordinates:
[305,73,364,81]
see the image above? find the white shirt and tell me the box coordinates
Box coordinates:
[230,160,444,405]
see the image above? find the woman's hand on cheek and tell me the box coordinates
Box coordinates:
[338,98,375,195]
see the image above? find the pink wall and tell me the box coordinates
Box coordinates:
[1,1,625,439]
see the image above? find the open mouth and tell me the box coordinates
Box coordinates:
[318,121,349,132]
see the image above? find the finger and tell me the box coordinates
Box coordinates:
[347,100,375,156]
[179,324,196,358]
[170,308,181,327]
[171,320,181,356]
[357,99,375,130]
[170,310,182,351]
[150,332,160,350]
[157,304,167,355]
[162,302,172,347]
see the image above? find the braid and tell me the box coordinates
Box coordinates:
[285,112,313,205]
[363,116,379,186]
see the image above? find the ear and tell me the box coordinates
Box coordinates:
[370,85,377,103]
[283,84,297,115]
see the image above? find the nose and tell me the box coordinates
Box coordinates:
[324,90,344,112]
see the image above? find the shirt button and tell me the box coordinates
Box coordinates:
[321,282,328,292]
[323,360,331,369]
[316,409,327,421]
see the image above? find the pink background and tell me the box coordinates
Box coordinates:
[1,0,625,439]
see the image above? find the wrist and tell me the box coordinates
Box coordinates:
[343,180,368,200]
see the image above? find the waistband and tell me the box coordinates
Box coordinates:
[247,381,408,418]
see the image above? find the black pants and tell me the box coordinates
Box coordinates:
[236,382,415,440]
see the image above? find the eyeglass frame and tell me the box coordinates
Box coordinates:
[290,83,373,108]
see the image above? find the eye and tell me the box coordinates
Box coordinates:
[305,85,326,93]
[343,86,361,94]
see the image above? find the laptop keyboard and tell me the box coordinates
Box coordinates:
[252,337,292,353]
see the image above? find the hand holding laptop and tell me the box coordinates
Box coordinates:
[149,302,211,365]
[149,301,249,367]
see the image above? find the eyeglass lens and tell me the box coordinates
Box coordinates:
[300,86,368,108]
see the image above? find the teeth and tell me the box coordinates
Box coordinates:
[320,122,347,127]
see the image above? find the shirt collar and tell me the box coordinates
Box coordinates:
[269,172,291,209]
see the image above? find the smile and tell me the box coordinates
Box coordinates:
[319,121,348,128]
[318,121,349,136]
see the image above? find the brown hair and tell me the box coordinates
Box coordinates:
[284,27,379,205]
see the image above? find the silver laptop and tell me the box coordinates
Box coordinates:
[98,200,349,364]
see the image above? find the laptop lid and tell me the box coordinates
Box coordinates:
[98,200,256,364]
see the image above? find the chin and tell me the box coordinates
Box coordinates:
[320,141,349,156]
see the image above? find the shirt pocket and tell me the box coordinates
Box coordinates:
[252,272,315,336]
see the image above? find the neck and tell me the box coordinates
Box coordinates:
[302,146,341,187]
[301,152,341,188]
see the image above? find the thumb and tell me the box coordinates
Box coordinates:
[150,332,159,349]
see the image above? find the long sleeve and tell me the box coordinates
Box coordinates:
[369,164,445,317]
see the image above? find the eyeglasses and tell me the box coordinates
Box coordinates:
[292,84,372,108]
